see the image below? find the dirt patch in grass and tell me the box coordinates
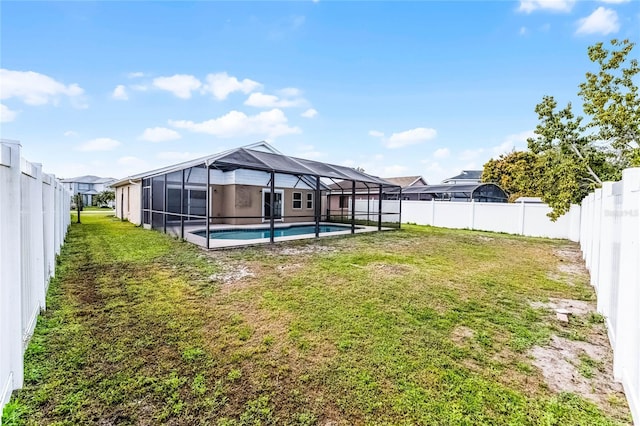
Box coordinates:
[553,247,589,276]
[530,335,627,416]
[267,244,337,256]
[451,325,475,345]
[209,265,255,286]
[530,298,594,316]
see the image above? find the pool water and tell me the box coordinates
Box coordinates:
[193,224,358,240]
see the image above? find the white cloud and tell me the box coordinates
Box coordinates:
[64,130,78,137]
[156,151,206,162]
[111,85,128,100]
[127,72,145,78]
[202,72,261,100]
[492,130,535,157]
[301,108,318,118]
[459,148,485,161]
[433,148,450,159]
[368,130,385,138]
[131,84,149,92]
[294,144,325,160]
[383,165,409,176]
[518,0,574,13]
[169,108,301,139]
[0,103,18,122]
[519,26,529,36]
[385,127,437,149]
[576,7,619,35]
[599,0,629,3]
[139,127,182,142]
[278,87,302,97]
[244,92,305,108]
[116,156,150,174]
[77,138,121,152]
[0,69,85,106]
[152,74,202,99]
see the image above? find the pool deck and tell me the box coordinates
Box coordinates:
[173,222,390,249]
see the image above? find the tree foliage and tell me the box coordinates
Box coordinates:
[94,190,115,207]
[483,39,638,220]
[482,151,544,202]
[579,39,640,167]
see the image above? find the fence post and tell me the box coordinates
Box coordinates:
[42,174,56,288]
[519,200,525,235]
[31,163,46,311]
[596,183,614,312]
[0,141,24,405]
[431,199,435,226]
[469,199,475,230]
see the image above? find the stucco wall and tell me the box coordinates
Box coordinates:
[115,182,141,225]
[210,184,326,225]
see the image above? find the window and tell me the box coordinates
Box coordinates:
[339,195,349,209]
[306,193,313,209]
[78,183,90,191]
[292,192,302,209]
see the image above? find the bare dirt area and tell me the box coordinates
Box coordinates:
[552,247,590,279]
[530,298,593,315]
[530,334,628,418]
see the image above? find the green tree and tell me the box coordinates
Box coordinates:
[579,39,640,166]
[482,150,543,202]
[95,190,115,207]
[524,39,637,220]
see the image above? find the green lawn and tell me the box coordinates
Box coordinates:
[2,214,631,425]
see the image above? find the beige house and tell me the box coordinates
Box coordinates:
[112,143,400,248]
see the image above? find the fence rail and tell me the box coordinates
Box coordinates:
[0,140,71,415]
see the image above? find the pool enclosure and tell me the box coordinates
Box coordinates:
[113,142,401,248]
[385,183,508,202]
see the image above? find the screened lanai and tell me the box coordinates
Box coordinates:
[113,143,402,249]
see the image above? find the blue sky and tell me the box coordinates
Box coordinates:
[1,1,638,182]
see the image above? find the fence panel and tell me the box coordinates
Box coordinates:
[0,140,71,416]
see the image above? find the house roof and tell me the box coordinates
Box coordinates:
[515,196,544,203]
[387,183,503,194]
[441,170,483,183]
[327,175,426,191]
[61,175,116,184]
[384,176,427,187]
[112,142,398,188]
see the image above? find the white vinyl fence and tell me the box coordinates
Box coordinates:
[355,198,582,241]
[580,168,640,423]
[0,140,71,415]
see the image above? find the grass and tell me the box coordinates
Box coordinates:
[2,214,631,425]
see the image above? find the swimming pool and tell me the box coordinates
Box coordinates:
[192,224,358,240]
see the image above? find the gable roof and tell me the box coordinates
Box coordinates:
[112,142,398,188]
[384,176,427,187]
[441,170,483,183]
[60,175,116,184]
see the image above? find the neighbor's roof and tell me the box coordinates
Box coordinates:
[327,175,425,191]
[384,176,427,187]
[515,196,544,203]
[387,183,498,194]
[61,175,116,184]
[441,170,483,182]
[112,142,397,188]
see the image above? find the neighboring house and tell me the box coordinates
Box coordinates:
[327,175,427,211]
[61,175,116,207]
[387,183,508,202]
[441,170,483,184]
[111,142,399,246]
